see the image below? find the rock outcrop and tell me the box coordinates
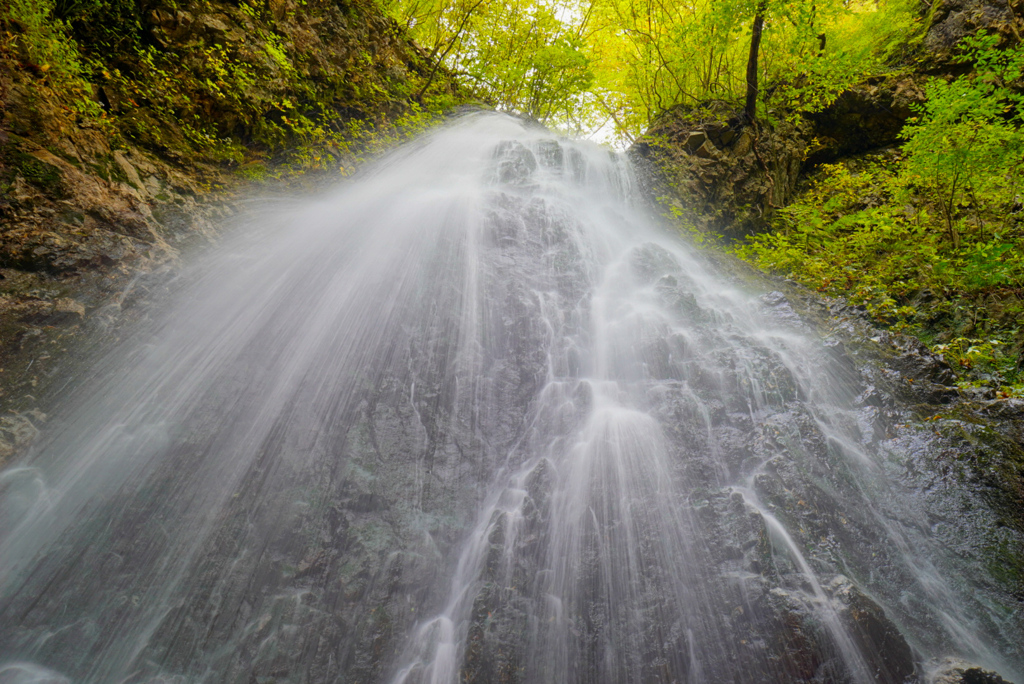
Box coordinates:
[922,0,1023,67]
[930,657,1017,684]
[630,102,809,240]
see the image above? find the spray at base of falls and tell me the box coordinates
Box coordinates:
[0,112,1020,684]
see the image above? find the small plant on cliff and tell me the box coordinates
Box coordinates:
[52,0,143,55]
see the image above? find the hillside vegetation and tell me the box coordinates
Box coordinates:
[386,0,924,138]
[2,0,463,174]
[734,26,1024,396]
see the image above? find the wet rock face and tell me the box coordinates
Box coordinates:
[0,34,236,466]
[0,0,456,470]
[492,141,539,186]
[827,577,916,684]
[0,130,225,470]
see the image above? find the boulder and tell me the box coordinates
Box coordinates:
[923,0,1023,67]
[806,75,927,164]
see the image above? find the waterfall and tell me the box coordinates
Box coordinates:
[0,112,1020,684]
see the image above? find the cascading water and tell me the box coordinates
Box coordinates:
[0,112,1020,684]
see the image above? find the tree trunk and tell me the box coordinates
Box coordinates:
[744,0,768,123]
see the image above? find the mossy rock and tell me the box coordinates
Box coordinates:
[4,149,68,199]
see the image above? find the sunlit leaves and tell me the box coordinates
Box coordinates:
[734,34,1024,386]
[386,0,925,140]
[386,0,595,129]
[578,0,924,140]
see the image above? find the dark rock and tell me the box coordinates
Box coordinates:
[930,657,1017,684]
[684,130,707,151]
[195,13,245,42]
[923,0,1023,67]
[629,102,809,239]
[978,397,1024,420]
[732,129,754,157]
[694,140,717,158]
[269,0,290,21]
[630,242,681,284]
[0,228,140,273]
[963,669,1015,684]
[148,9,196,45]
[806,75,927,164]
[891,336,959,386]
[493,141,538,186]
[759,291,805,328]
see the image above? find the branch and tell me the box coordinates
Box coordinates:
[416,0,488,101]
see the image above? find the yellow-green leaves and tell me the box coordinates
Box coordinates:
[3,0,86,81]
[388,0,595,129]
[387,0,926,139]
[901,32,1024,249]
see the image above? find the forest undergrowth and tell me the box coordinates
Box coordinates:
[736,34,1024,395]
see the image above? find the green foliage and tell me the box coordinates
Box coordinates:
[582,0,923,141]
[0,0,465,191]
[734,33,1024,392]
[386,0,926,139]
[4,148,68,197]
[0,0,110,127]
[388,0,594,130]
[900,32,1024,248]
[932,337,1020,391]
[2,0,87,80]
[735,129,1024,392]
[37,0,456,171]
[53,0,143,54]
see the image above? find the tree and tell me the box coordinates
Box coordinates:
[415,0,487,100]
[744,0,768,122]
[388,0,924,140]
